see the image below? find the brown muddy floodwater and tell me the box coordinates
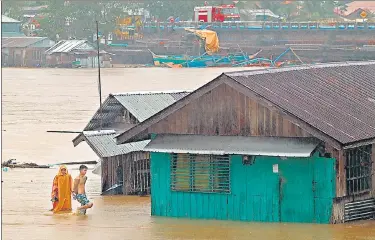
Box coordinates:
[2,68,375,240]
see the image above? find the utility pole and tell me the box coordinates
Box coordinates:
[96,20,103,131]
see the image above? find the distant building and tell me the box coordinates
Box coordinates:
[45,40,110,68]
[1,15,25,37]
[1,37,55,67]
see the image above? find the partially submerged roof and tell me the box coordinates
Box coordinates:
[145,134,321,157]
[2,37,53,48]
[73,91,190,148]
[116,61,375,149]
[45,40,94,54]
[112,91,190,122]
[1,15,21,23]
[82,90,190,132]
[80,130,150,158]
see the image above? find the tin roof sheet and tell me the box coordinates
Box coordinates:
[226,61,375,145]
[83,91,190,131]
[82,130,150,158]
[1,37,49,48]
[45,40,94,54]
[1,15,20,23]
[112,91,190,122]
[145,134,321,157]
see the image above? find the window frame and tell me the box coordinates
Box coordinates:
[170,153,231,194]
[345,144,373,195]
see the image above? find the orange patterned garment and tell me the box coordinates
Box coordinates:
[51,165,73,213]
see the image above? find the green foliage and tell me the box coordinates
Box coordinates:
[2,0,353,41]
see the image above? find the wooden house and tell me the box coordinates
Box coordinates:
[72,91,189,195]
[115,61,375,224]
[1,37,54,67]
[45,40,110,68]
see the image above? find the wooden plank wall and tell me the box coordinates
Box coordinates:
[149,83,312,138]
[101,152,150,195]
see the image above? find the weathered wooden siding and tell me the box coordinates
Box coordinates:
[149,83,312,138]
[151,152,336,223]
[101,152,150,195]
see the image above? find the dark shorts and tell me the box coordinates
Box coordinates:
[76,194,90,206]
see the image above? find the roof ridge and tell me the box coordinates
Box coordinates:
[225,61,375,77]
[112,90,191,96]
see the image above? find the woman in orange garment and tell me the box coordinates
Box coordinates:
[51,165,73,213]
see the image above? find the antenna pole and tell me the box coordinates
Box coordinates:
[96,20,103,131]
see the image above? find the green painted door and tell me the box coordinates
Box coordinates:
[278,157,336,223]
[279,158,315,223]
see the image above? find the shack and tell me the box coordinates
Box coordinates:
[116,61,375,224]
[45,40,110,68]
[1,37,55,67]
[1,15,25,37]
[73,91,190,195]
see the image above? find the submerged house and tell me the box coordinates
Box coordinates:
[116,61,375,224]
[72,91,189,195]
[1,37,55,67]
[45,40,110,68]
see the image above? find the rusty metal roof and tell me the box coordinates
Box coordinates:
[226,61,375,145]
[82,130,150,158]
[1,15,20,23]
[1,37,49,48]
[145,134,321,157]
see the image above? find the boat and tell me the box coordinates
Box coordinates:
[150,28,304,68]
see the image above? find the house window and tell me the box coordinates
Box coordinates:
[171,153,230,193]
[32,50,41,60]
[346,145,373,195]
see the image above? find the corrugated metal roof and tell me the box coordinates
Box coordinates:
[83,91,190,131]
[112,91,190,122]
[145,134,321,157]
[82,130,150,158]
[1,15,20,23]
[226,61,375,145]
[1,37,48,48]
[45,40,94,54]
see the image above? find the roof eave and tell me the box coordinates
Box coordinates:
[72,132,85,147]
[342,137,375,150]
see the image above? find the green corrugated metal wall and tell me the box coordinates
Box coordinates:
[151,152,335,223]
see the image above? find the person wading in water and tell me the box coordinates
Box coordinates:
[50,165,73,213]
[73,165,93,215]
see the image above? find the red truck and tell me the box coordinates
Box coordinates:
[193,3,240,22]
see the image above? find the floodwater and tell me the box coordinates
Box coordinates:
[2,68,375,240]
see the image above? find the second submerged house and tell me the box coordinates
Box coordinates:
[73,91,189,195]
[116,61,375,224]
